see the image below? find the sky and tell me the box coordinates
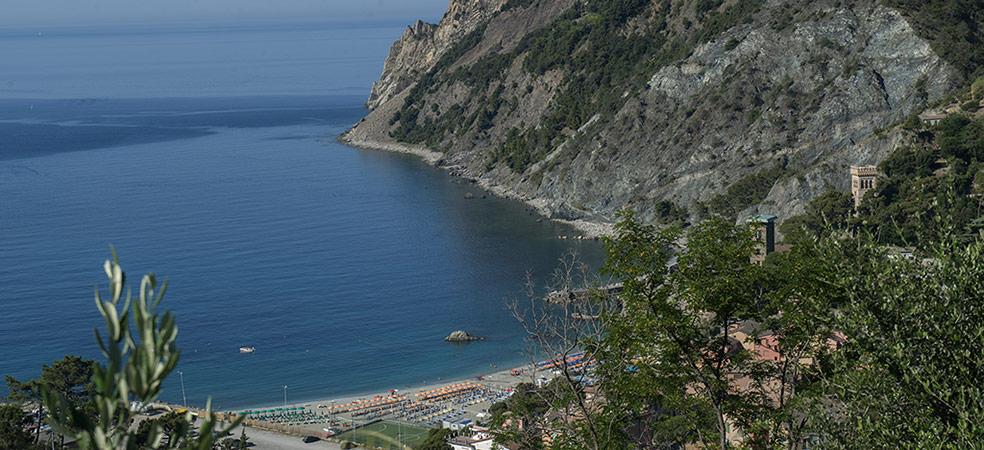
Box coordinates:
[1,0,451,27]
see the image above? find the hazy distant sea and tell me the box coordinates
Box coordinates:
[0,22,604,409]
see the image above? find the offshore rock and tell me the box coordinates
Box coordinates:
[445,330,484,342]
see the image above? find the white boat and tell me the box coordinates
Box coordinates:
[239,346,256,353]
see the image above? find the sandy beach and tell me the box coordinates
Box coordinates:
[209,356,585,449]
[234,362,534,428]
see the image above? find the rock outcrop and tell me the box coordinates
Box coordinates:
[347,0,962,230]
[366,0,508,110]
[445,330,484,342]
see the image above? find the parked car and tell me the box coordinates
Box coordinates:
[221,438,255,448]
[302,435,320,443]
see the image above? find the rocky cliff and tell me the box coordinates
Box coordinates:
[366,0,508,110]
[345,0,963,231]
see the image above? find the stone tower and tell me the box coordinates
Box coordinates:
[850,165,878,208]
[746,214,776,265]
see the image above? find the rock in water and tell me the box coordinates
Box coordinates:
[464,192,475,199]
[445,330,484,342]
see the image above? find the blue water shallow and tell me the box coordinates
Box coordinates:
[0,93,605,410]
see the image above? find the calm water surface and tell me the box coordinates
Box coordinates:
[0,23,604,409]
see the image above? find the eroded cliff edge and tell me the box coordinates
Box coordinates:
[344,0,961,232]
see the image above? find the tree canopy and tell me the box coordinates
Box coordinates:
[415,428,453,450]
[6,355,95,448]
[503,209,984,449]
[783,112,984,248]
[0,404,37,450]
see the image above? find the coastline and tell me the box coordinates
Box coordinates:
[222,357,563,442]
[161,362,542,450]
[233,356,528,413]
[243,362,525,412]
[339,130,615,239]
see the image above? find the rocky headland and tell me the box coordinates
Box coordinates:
[343,0,967,233]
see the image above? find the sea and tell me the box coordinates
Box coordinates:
[0,20,605,410]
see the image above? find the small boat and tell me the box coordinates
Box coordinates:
[239,346,256,353]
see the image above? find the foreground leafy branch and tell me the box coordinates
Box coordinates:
[807,232,984,449]
[42,250,240,449]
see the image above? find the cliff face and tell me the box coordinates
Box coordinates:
[366,0,507,110]
[347,0,961,228]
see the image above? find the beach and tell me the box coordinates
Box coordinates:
[231,362,535,434]
[213,353,591,448]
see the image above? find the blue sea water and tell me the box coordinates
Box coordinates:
[0,22,604,410]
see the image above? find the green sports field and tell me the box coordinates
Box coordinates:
[333,421,430,450]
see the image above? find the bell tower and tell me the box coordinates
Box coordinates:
[746,214,776,265]
[850,165,878,208]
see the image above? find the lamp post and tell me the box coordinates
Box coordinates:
[283,385,288,408]
[178,371,187,408]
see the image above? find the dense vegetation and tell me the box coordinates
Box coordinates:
[782,106,984,247]
[702,160,789,218]
[0,404,39,450]
[501,0,535,12]
[488,382,558,449]
[652,199,689,225]
[414,428,453,450]
[777,190,854,242]
[391,0,764,172]
[860,113,984,244]
[5,356,95,450]
[492,211,984,449]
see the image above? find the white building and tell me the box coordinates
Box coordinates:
[447,426,504,450]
